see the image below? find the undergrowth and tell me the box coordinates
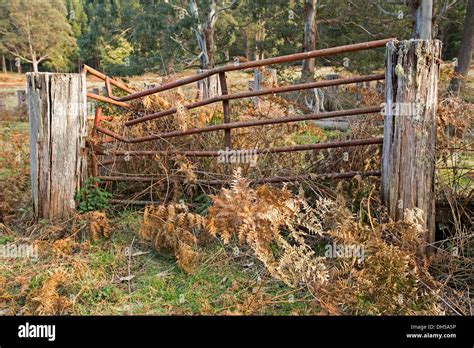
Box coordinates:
[204,172,446,315]
[75,178,111,213]
[0,67,471,316]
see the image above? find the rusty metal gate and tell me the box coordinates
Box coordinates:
[83,38,394,201]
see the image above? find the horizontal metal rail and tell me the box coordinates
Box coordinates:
[95,126,129,142]
[117,38,394,101]
[94,138,383,160]
[86,92,132,109]
[98,170,381,184]
[96,106,381,143]
[125,73,385,126]
[83,65,135,94]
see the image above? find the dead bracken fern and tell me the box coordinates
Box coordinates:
[206,170,329,287]
[206,171,445,314]
[31,269,71,315]
[312,198,446,315]
[72,211,111,241]
[140,203,205,273]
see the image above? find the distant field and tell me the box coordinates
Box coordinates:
[0,69,256,112]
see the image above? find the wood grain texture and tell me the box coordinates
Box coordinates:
[382,40,441,247]
[27,73,87,220]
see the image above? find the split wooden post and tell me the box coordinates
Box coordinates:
[252,69,262,108]
[197,69,221,100]
[27,73,88,220]
[218,72,231,149]
[17,90,26,107]
[382,40,442,249]
[218,71,232,174]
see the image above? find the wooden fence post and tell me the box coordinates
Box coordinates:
[27,73,88,220]
[218,72,232,175]
[382,40,441,249]
[17,90,26,107]
[197,69,221,100]
[252,69,261,108]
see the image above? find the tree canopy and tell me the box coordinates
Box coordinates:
[0,0,470,75]
[0,0,77,72]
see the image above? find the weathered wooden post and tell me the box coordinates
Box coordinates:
[382,40,441,249]
[16,90,26,107]
[252,69,261,108]
[325,74,340,111]
[27,73,88,220]
[197,69,220,100]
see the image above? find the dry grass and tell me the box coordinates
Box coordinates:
[0,65,471,316]
[0,72,26,88]
[0,117,30,223]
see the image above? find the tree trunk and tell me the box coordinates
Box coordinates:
[2,55,6,73]
[412,0,433,39]
[32,59,39,73]
[189,0,218,70]
[382,40,441,253]
[246,31,253,61]
[203,24,215,68]
[252,69,261,108]
[254,15,266,61]
[190,0,220,98]
[449,0,474,95]
[27,73,88,220]
[165,57,174,75]
[301,0,317,82]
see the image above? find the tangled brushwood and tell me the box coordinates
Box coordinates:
[31,269,71,315]
[135,170,456,314]
[202,172,449,314]
[93,70,384,206]
[139,202,206,273]
[71,211,111,242]
[206,170,330,287]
